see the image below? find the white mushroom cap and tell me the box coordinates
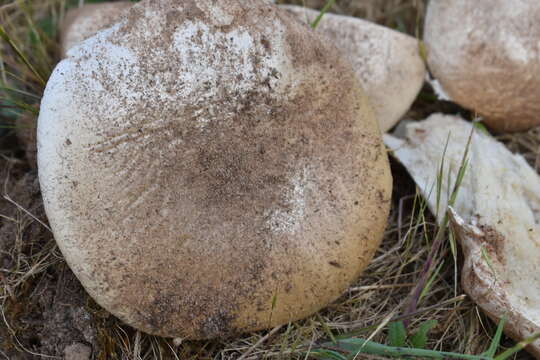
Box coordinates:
[38,0,391,338]
[424,0,540,132]
[385,114,540,357]
[60,2,132,58]
[281,5,426,133]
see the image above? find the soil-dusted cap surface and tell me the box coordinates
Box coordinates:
[38,0,392,339]
[425,0,540,133]
[282,5,426,133]
[60,2,132,58]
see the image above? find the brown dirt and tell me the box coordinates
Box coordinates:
[0,140,97,359]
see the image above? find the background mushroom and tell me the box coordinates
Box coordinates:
[38,0,391,339]
[424,0,540,132]
[282,5,426,133]
[385,114,540,357]
[60,1,132,57]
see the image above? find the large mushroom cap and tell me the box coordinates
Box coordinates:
[60,2,132,58]
[38,0,391,338]
[424,0,540,133]
[282,5,426,133]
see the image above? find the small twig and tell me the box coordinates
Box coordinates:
[304,332,317,360]
[0,214,17,222]
[349,283,416,292]
[3,194,52,232]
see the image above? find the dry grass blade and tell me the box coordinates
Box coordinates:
[3,194,52,232]
[237,326,283,360]
[0,24,45,86]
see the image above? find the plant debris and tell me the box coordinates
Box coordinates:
[385,113,540,358]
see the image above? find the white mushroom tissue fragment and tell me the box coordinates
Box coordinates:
[384,113,540,358]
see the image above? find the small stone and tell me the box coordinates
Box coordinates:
[172,337,183,347]
[64,343,92,360]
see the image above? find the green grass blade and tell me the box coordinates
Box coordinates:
[448,126,473,208]
[310,349,348,360]
[311,0,336,29]
[410,320,438,349]
[317,314,337,344]
[494,332,540,360]
[0,86,41,99]
[482,317,506,358]
[322,338,490,360]
[480,245,498,281]
[419,261,444,302]
[473,121,490,136]
[436,134,451,219]
[0,24,46,86]
[388,321,407,347]
[0,97,38,115]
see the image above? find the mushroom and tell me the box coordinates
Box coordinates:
[60,1,132,57]
[38,0,392,339]
[281,5,426,133]
[424,1,540,133]
[385,114,540,357]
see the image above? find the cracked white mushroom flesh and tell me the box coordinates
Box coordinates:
[385,114,540,357]
[60,1,132,58]
[424,1,540,133]
[38,0,392,339]
[282,5,426,133]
